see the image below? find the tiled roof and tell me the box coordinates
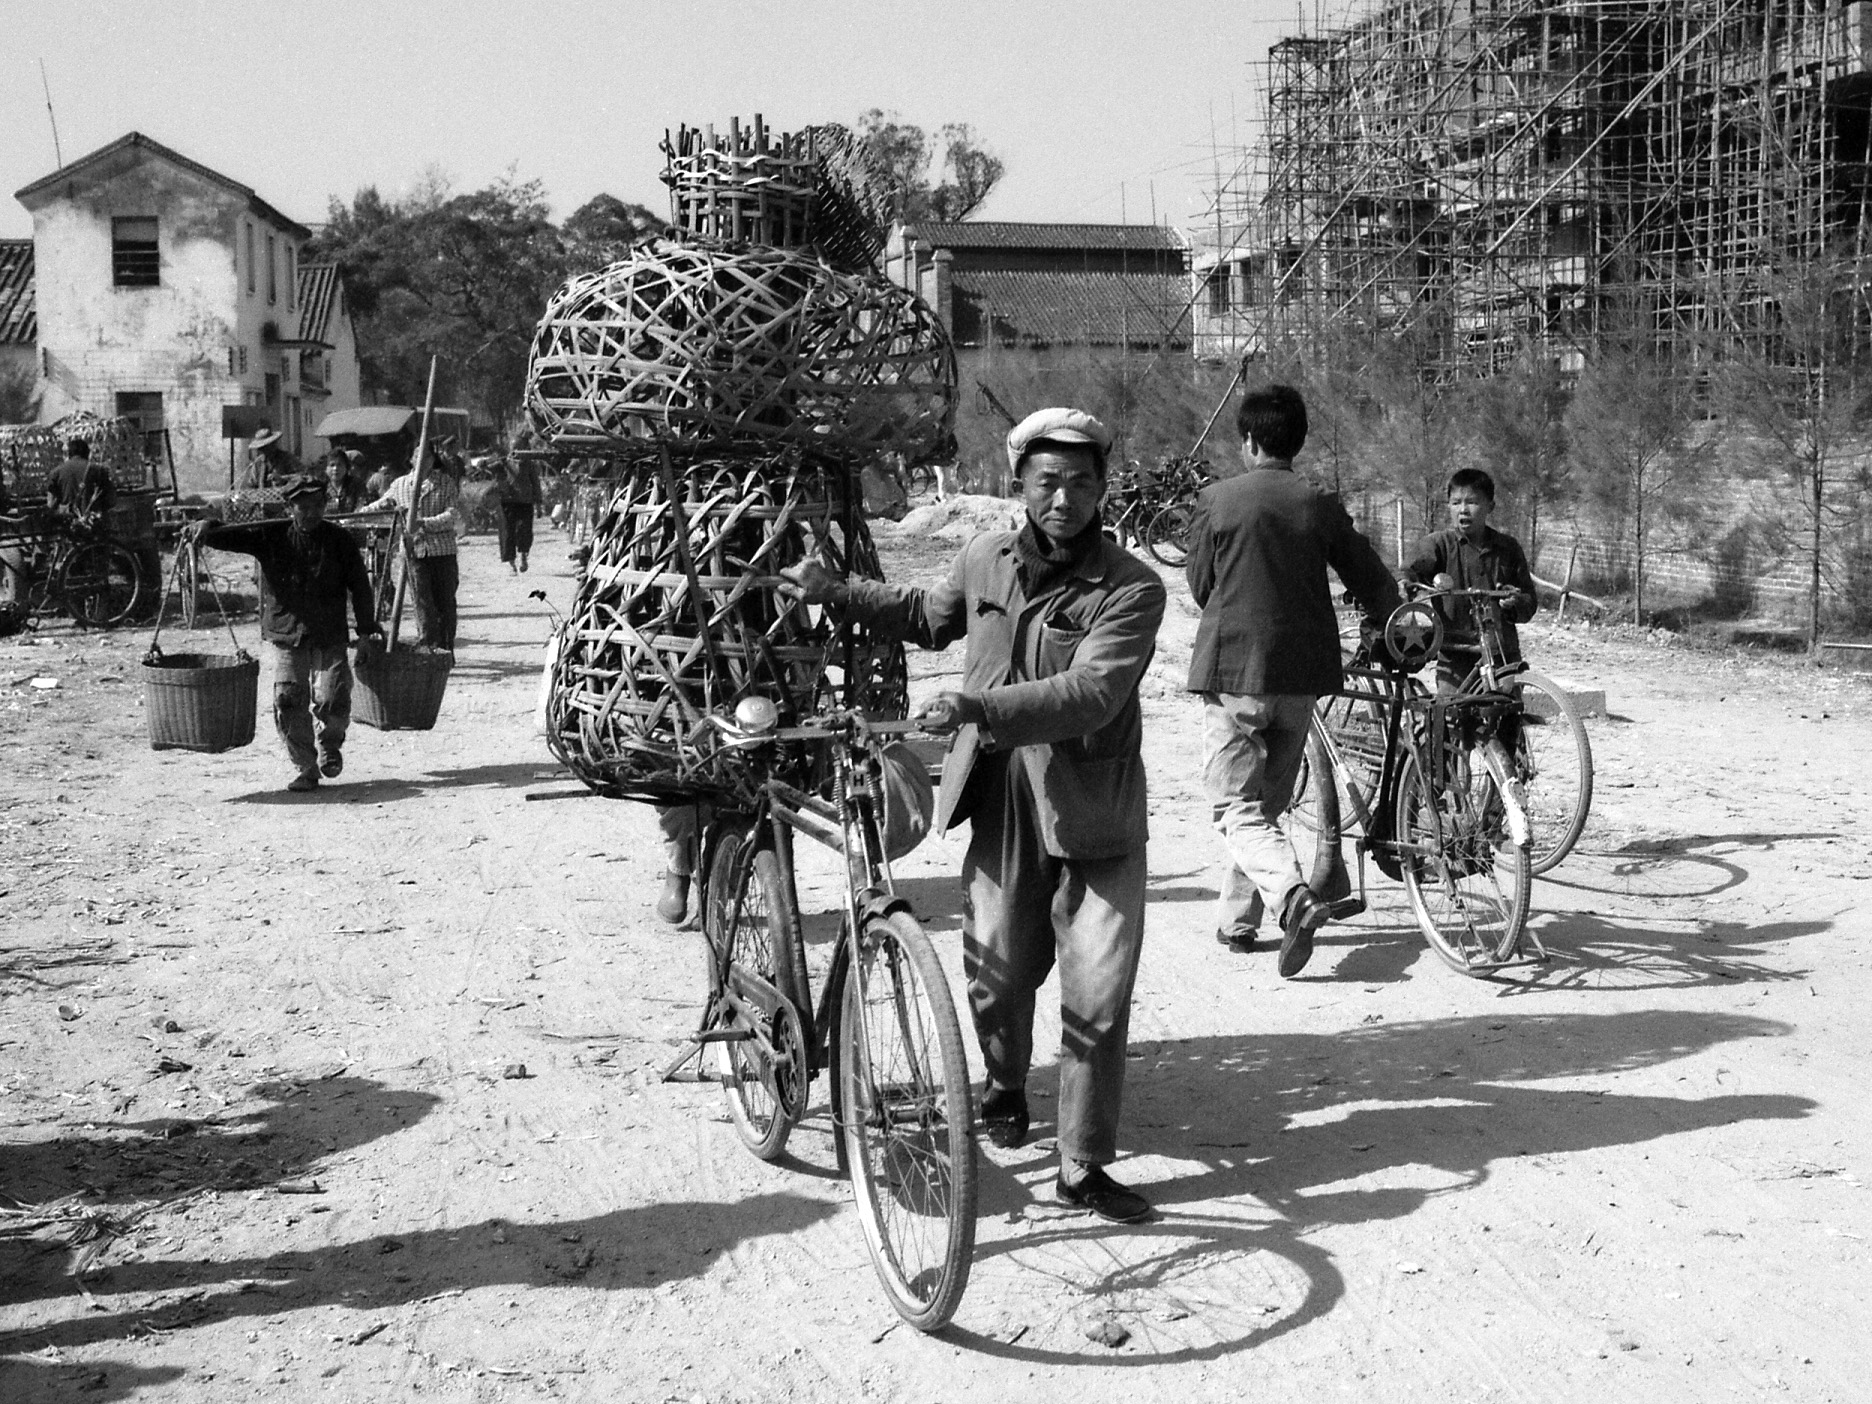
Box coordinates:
[0,240,32,346]
[14,131,310,238]
[906,221,1187,253]
[951,269,1192,348]
[295,263,339,344]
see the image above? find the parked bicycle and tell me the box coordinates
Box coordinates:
[1292,589,1538,975]
[0,509,147,630]
[1104,454,1210,567]
[663,703,977,1331]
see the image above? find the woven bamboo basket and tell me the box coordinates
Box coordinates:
[524,239,954,465]
[543,453,906,803]
[661,118,892,272]
[353,647,453,731]
[142,650,259,753]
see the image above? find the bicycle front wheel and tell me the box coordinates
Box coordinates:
[62,541,143,627]
[1515,670,1594,875]
[1395,752,1531,974]
[839,911,977,1331]
[1144,502,1193,567]
[703,822,810,1162]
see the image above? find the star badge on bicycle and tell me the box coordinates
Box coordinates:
[1383,599,1443,671]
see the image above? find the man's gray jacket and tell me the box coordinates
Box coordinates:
[842,529,1166,860]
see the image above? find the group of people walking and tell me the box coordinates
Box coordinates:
[775,385,1539,1226]
[184,444,546,793]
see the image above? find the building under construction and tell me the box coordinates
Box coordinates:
[1194,0,1872,376]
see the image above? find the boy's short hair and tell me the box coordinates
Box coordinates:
[1235,384,1308,460]
[1445,467,1496,501]
[66,439,90,459]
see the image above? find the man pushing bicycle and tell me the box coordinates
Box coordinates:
[781,407,1166,1224]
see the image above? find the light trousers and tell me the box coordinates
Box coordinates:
[1200,691,1317,937]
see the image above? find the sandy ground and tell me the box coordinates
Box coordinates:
[2,520,1870,1403]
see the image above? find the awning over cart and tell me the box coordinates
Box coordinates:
[314,407,418,438]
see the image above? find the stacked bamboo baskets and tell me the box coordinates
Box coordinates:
[526,118,951,803]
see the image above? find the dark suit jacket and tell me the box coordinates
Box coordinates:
[1184,463,1401,697]
[843,529,1166,861]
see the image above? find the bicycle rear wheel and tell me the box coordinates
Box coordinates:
[1515,670,1593,875]
[62,541,143,627]
[839,910,976,1331]
[1284,730,1343,893]
[703,822,810,1161]
[1144,502,1193,567]
[1395,752,1531,974]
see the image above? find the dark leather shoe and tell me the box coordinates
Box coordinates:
[1278,887,1330,977]
[655,871,689,925]
[1215,928,1257,953]
[1056,1165,1151,1224]
[318,751,343,779]
[980,1084,1029,1149]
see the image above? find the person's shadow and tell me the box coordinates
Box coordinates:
[946,1006,1810,1364]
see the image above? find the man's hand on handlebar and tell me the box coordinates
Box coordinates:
[912,691,986,736]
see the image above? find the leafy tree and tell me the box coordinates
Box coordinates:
[1563,346,1698,624]
[311,173,569,425]
[562,194,667,274]
[1458,348,1572,559]
[856,110,1004,223]
[1715,252,1872,649]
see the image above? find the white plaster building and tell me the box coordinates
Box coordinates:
[13,132,362,497]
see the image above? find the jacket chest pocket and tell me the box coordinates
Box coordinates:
[1034,618,1088,678]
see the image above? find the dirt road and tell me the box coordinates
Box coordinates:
[3,524,1870,1402]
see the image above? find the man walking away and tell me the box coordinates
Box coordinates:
[190,475,380,792]
[45,439,116,528]
[1185,384,1401,976]
[494,455,542,574]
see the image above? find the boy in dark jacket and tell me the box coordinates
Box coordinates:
[1404,467,1539,689]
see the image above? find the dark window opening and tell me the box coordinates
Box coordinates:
[1206,265,1232,315]
[115,391,165,461]
[112,216,160,287]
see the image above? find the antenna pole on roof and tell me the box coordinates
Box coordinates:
[39,59,63,168]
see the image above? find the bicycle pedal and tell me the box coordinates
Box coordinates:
[1326,897,1366,921]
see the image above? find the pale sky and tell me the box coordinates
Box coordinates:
[2,0,1309,241]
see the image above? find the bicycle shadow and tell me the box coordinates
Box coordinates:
[951,1007,1808,1363]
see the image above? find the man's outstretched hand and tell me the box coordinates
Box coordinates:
[778,559,847,605]
[913,691,985,736]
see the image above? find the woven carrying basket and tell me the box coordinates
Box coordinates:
[524,238,954,465]
[143,651,259,753]
[544,454,906,803]
[353,648,452,731]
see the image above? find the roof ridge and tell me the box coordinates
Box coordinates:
[14,131,310,237]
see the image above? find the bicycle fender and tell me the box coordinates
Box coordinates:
[856,887,913,926]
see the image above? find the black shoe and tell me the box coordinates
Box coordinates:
[980,1084,1029,1149]
[1215,928,1257,954]
[1055,1165,1152,1224]
[318,752,343,779]
[1278,887,1329,978]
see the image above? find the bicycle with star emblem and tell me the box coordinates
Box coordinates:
[1287,583,1539,975]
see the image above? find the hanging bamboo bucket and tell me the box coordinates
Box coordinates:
[353,647,453,731]
[142,650,259,753]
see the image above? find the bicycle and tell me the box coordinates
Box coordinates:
[1292,590,1538,975]
[0,510,147,629]
[1104,455,1209,568]
[662,703,977,1331]
[1428,585,1594,875]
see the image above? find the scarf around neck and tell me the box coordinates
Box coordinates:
[1013,513,1102,595]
